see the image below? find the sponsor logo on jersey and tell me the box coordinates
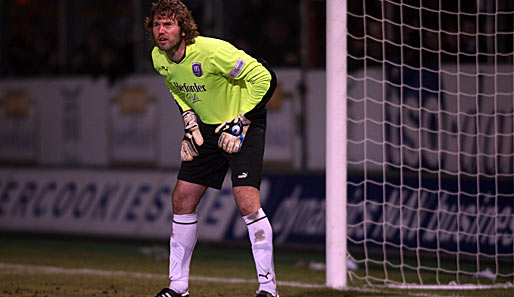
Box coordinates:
[186,93,201,103]
[229,58,246,78]
[172,82,206,104]
[172,82,207,93]
[192,63,203,77]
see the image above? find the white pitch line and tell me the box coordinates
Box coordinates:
[0,263,323,289]
[0,263,469,297]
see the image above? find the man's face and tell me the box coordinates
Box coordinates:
[152,16,185,52]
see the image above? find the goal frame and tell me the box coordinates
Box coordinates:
[325,0,348,290]
[325,0,514,290]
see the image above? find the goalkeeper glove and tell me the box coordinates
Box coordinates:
[181,110,203,161]
[214,112,251,154]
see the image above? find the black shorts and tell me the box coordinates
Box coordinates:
[177,118,266,190]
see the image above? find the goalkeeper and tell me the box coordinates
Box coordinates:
[145,1,278,297]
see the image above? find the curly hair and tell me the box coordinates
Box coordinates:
[144,0,199,46]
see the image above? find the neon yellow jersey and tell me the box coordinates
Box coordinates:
[152,36,272,125]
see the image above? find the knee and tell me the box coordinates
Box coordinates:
[234,186,261,216]
[172,200,190,215]
[172,188,196,215]
[237,197,261,216]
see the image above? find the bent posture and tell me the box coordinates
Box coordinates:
[145,1,278,297]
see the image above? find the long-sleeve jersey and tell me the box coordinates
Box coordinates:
[152,36,273,125]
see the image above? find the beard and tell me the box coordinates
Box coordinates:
[155,33,183,53]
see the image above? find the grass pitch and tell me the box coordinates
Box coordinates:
[0,234,512,297]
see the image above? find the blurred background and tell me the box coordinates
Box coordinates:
[0,0,325,78]
[0,0,513,252]
[0,0,328,170]
[0,0,329,246]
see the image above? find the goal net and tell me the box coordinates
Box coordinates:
[340,0,514,289]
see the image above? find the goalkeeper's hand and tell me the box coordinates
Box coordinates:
[181,133,198,161]
[181,110,203,161]
[214,112,251,154]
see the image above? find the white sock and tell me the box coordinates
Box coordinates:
[169,213,198,294]
[243,208,277,296]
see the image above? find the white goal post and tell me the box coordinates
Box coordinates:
[326,0,514,290]
[326,0,348,290]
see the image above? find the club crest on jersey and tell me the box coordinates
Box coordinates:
[192,63,203,77]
